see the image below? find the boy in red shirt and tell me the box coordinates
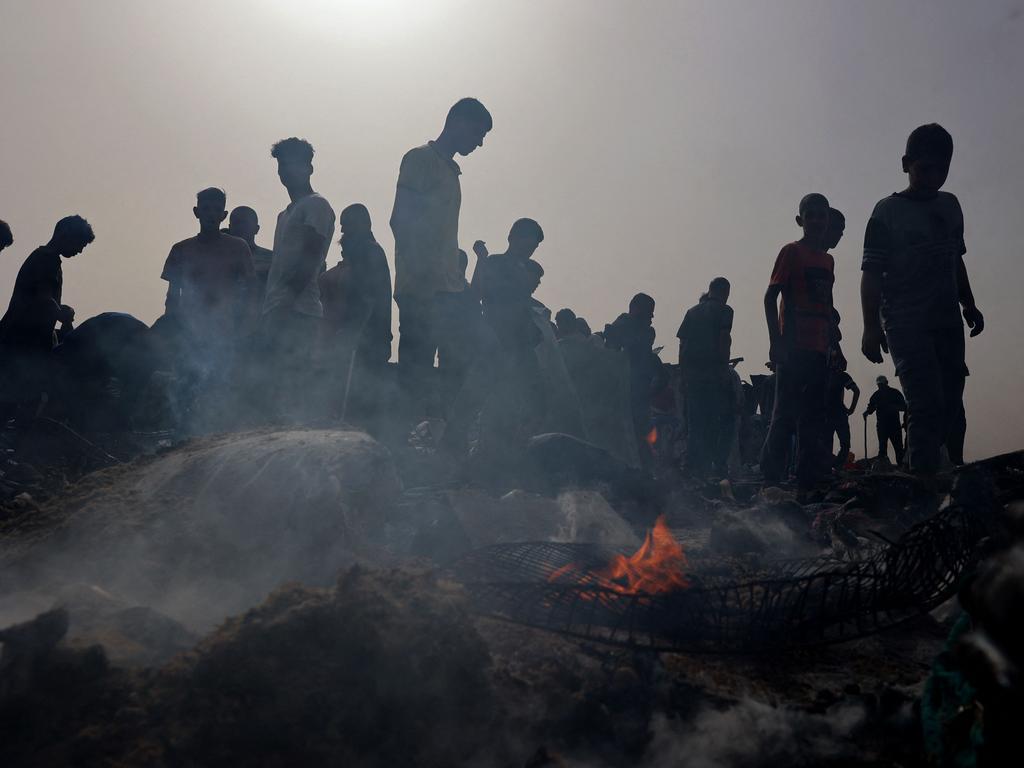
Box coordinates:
[761,193,835,488]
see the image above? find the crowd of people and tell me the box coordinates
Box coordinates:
[0,102,985,490]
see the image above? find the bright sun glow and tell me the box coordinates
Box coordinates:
[261,0,442,42]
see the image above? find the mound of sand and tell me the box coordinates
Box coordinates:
[0,430,401,629]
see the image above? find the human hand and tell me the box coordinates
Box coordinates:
[472,240,488,260]
[861,324,887,363]
[768,342,787,367]
[963,305,985,337]
[58,304,75,325]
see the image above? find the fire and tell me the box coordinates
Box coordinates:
[548,515,690,595]
[645,426,658,447]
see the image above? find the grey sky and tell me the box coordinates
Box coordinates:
[2,0,1022,458]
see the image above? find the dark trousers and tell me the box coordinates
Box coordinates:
[887,326,966,475]
[261,308,318,423]
[760,350,827,487]
[684,369,733,476]
[832,413,851,468]
[397,290,471,418]
[876,422,904,464]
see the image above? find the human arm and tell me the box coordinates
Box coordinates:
[468,240,488,297]
[719,306,734,365]
[279,224,329,297]
[863,392,875,418]
[764,284,784,365]
[847,379,860,415]
[957,255,984,337]
[860,271,887,363]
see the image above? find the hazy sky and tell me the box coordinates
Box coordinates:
[2,0,1022,459]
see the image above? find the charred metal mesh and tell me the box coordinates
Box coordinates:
[449,504,990,653]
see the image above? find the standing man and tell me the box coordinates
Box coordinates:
[0,215,94,415]
[226,205,274,312]
[761,193,835,490]
[864,375,907,464]
[161,188,254,379]
[390,97,492,417]
[826,352,859,469]
[262,137,336,421]
[677,277,734,478]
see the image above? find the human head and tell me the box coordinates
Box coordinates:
[51,215,95,258]
[796,193,830,244]
[228,206,259,242]
[507,218,544,260]
[0,220,12,252]
[576,317,592,337]
[628,293,655,325]
[271,137,315,190]
[442,98,492,156]
[708,276,730,303]
[824,207,846,250]
[340,203,372,237]
[194,187,228,231]
[555,308,578,337]
[903,123,953,194]
[876,375,888,388]
[525,259,544,295]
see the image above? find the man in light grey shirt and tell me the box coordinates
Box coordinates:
[262,137,335,420]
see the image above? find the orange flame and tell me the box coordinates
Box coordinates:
[548,515,690,595]
[645,426,658,447]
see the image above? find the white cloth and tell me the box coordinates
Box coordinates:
[264,193,336,317]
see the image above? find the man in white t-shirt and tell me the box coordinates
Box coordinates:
[262,137,335,420]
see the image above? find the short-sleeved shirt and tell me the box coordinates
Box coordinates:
[264,193,336,317]
[676,296,733,372]
[0,245,63,352]
[161,234,254,330]
[769,241,835,354]
[862,191,965,331]
[390,142,464,299]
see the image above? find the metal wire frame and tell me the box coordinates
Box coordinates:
[449,502,991,653]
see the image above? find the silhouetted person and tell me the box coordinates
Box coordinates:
[262,137,336,421]
[390,98,492,416]
[826,351,859,469]
[0,215,94,414]
[863,375,906,464]
[824,207,846,252]
[575,316,593,337]
[0,220,12,253]
[226,205,274,310]
[761,193,835,489]
[678,277,734,477]
[861,124,984,475]
[555,308,580,339]
[605,293,660,461]
[443,219,544,454]
[319,203,393,368]
[161,188,254,360]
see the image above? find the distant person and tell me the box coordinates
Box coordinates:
[861,123,984,475]
[555,308,581,339]
[605,292,660,460]
[390,97,492,415]
[263,137,336,420]
[826,352,859,469]
[319,203,393,368]
[161,188,254,349]
[0,220,12,253]
[761,193,835,489]
[677,277,734,477]
[0,215,94,413]
[575,316,593,338]
[226,205,274,310]
[864,375,906,464]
